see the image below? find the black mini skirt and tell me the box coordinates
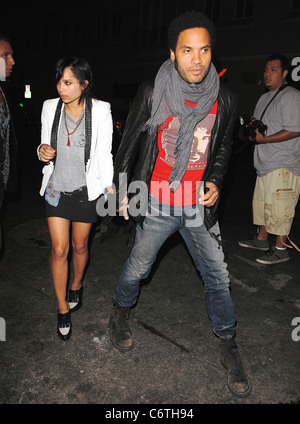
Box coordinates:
[45,186,98,223]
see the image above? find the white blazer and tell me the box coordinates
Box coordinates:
[38,98,113,201]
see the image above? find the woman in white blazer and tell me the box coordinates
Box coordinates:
[38,57,114,341]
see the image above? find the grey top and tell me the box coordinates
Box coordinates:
[52,107,86,192]
[253,85,300,177]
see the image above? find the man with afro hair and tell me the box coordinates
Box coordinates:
[108,11,251,398]
[167,10,217,52]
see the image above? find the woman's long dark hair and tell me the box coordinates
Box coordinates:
[55,57,97,104]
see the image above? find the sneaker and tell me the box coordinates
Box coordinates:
[238,235,269,251]
[256,246,290,264]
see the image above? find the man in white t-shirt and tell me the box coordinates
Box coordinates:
[239,54,300,264]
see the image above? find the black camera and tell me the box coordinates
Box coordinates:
[238,116,268,142]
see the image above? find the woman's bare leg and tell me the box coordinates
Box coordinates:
[70,221,92,290]
[47,217,70,314]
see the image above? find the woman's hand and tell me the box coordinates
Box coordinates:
[105,185,114,195]
[39,144,56,162]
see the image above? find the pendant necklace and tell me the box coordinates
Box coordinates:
[64,107,85,146]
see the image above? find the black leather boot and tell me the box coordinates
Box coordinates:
[109,304,132,351]
[219,337,251,397]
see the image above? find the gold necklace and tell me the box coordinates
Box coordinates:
[64,107,85,147]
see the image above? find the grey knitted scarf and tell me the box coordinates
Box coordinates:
[143,59,220,191]
[50,97,92,168]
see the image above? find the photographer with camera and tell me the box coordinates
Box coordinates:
[239,54,300,264]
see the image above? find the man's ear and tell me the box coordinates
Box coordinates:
[282,69,288,80]
[170,49,175,62]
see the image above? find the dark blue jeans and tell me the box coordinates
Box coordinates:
[114,195,236,339]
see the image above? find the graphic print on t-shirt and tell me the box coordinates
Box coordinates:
[159,113,215,170]
[150,100,217,206]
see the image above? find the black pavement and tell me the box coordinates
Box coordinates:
[0,140,299,407]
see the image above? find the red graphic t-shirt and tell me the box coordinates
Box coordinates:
[150,100,217,206]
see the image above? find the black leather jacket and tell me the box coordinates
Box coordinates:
[113,79,237,230]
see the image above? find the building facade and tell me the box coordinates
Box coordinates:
[2,0,300,120]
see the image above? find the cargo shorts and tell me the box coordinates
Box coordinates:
[253,168,300,236]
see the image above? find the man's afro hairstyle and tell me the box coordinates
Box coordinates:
[167,11,216,52]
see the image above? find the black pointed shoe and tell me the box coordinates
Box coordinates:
[57,311,72,341]
[68,286,83,312]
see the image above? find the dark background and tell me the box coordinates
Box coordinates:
[1,0,300,142]
[1,0,300,229]
[1,1,300,406]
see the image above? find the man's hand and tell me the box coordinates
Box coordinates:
[254,129,300,144]
[199,181,219,207]
[254,129,265,143]
[117,195,129,220]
